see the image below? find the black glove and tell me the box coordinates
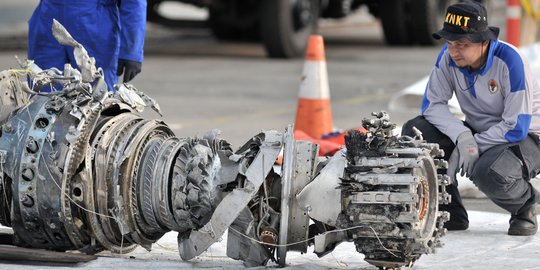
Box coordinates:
[117,59,142,83]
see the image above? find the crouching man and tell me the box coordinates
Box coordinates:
[402,0,540,235]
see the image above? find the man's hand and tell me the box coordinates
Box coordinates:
[117,59,142,83]
[448,131,479,182]
[456,131,479,177]
[447,148,460,184]
[456,131,480,177]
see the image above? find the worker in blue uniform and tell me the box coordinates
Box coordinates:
[402,1,540,236]
[28,0,146,91]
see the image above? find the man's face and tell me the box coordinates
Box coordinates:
[446,38,485,69]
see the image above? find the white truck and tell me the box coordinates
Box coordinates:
[147,0,477,58]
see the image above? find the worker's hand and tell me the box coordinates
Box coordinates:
[455,131,479,177]
[447,148,460,184]
[117,59,142,83]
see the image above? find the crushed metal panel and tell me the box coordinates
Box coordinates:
[277,125,294,266]
[286,140,318,253]
[226,208,271,267]
[51,19,97,83]
[296,149,346,227]
[313,230,348,254]
[178,130,282,260]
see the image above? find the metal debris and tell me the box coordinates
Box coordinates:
[0,21,450,269]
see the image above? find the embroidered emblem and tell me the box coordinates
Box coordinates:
[488,79,498,94]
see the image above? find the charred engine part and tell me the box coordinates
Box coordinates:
[178,129,283,261]
[337,112,451,269]
[0,20,237,254]
[226,112,451,269]
[0,60,234,254]
[0,21,450,270]
[226,129,319,267]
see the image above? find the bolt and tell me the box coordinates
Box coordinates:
[26,139,39,153]
[3,123,12,133]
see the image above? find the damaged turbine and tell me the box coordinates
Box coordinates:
[0,20,450,269]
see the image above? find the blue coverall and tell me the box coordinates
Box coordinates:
[28,0,146,91]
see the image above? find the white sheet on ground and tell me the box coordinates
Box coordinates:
[1,210,539,269]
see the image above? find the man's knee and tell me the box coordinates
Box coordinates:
[472,148,524,198]
[401,116,454,158]
[402,116,429,137]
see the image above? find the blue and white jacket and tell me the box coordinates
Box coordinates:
[422,40,540,153]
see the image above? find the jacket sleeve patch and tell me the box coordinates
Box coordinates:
[504,114,532,142]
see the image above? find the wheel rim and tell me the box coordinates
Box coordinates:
[417,176,429,222]
[414,157,439,240]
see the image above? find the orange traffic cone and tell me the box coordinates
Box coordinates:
[294,35,333,140]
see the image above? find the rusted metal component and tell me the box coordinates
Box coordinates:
[337,113,449,269]
[260,228,278,245]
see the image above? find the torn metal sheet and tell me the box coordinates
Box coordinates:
[115,83,162,116]
[296,150,346,227]
[52,19,97,83]
[178,130,282,260]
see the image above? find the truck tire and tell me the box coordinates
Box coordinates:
[208,2,260,41]
[208,8,243,40]
[411,0,455,45]
[379,0,413,45]
[259,0,319,58]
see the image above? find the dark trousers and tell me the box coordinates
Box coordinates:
[403,116,540,218]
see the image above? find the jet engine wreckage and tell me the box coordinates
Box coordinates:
[0,20,451,269]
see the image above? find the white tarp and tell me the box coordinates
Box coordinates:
[1,210,539,269]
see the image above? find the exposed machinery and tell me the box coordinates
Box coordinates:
[0,20,450,269]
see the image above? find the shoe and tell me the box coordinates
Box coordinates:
[508,204,538,236]
[440,203,469,231]
[439,184,469,231]
[444,219,469,231]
